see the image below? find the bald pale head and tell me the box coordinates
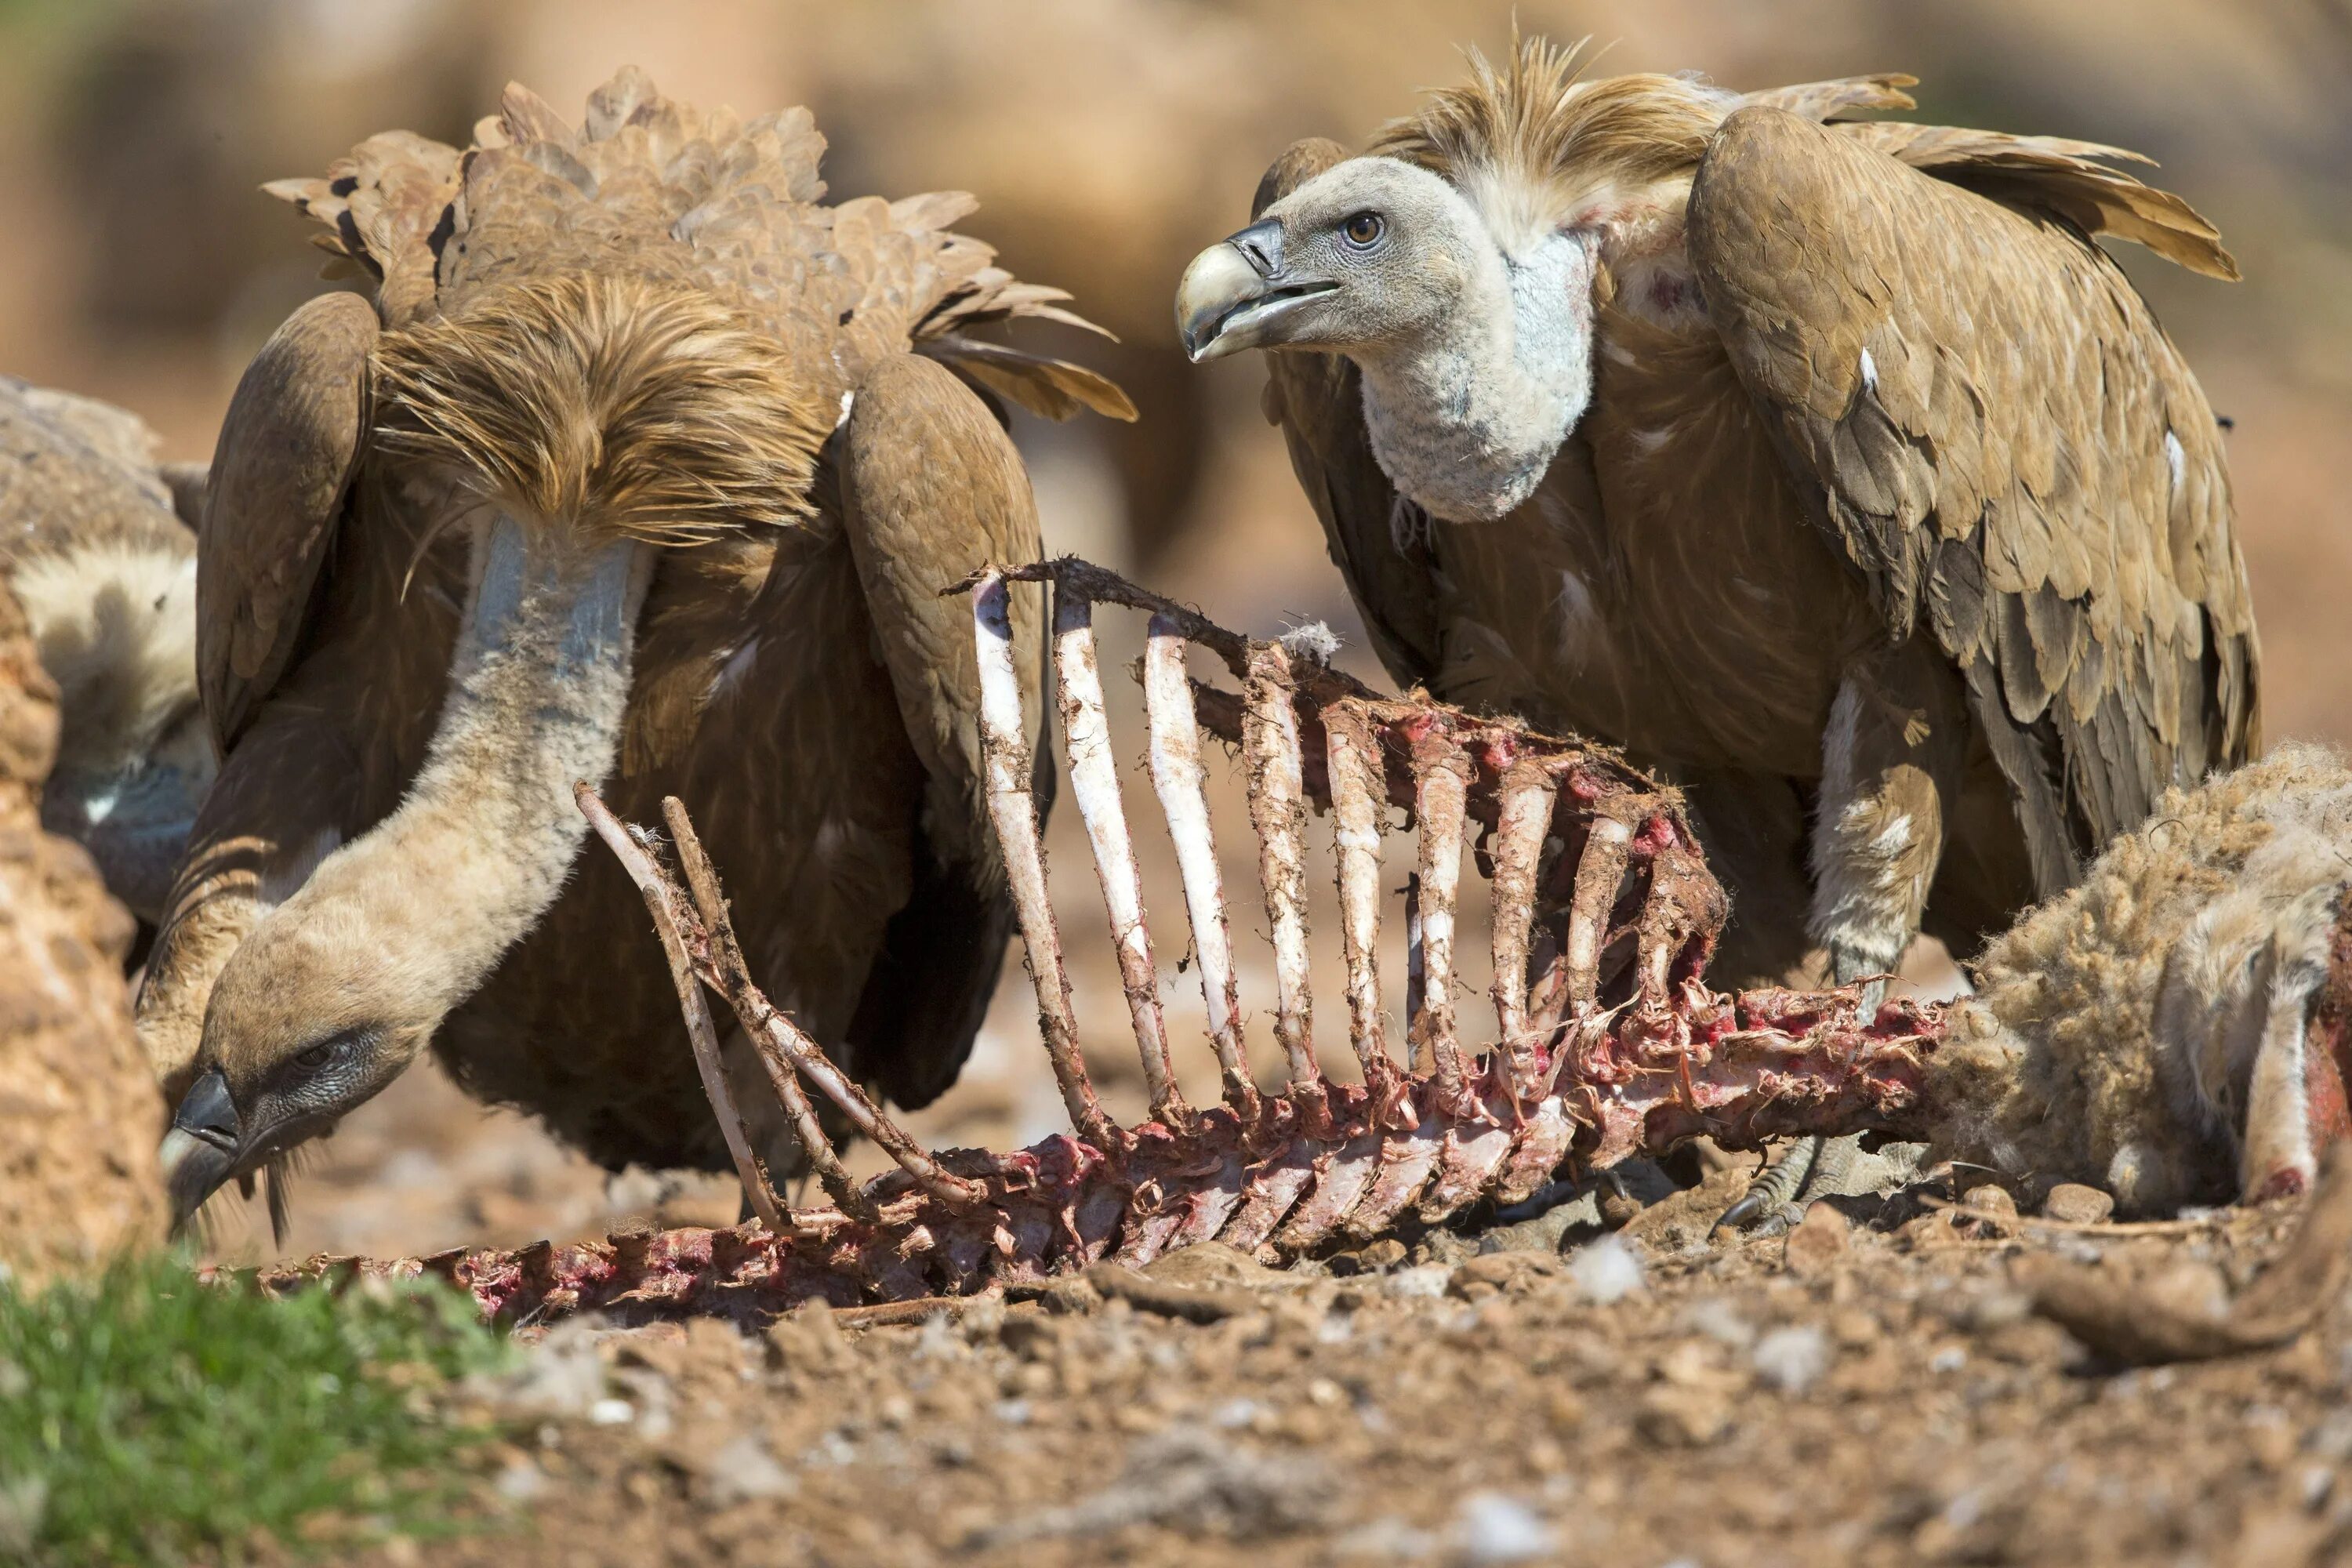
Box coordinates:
[1177,158,1502,363]
[1177,154,1599,522]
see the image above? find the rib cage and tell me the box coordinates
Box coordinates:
[231,559,1949,1324]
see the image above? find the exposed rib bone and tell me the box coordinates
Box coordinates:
[1404,874,1425,1064]
[1052,590,1185,1123]
[1563,811,1635,1015]
[660,798,986,1214]
[972,573,1110,1145]
[1410,729,1474,1112]
[1490,757,1561,1106]
[574,784,786,1230]
[1243,641,1324,1126]
[1142,615,1257,1119]
[1324,704,1398,1105]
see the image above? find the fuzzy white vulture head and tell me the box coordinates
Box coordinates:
[1178,155,1598,522]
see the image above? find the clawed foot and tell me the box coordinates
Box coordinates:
[1713,1132,1869,1237]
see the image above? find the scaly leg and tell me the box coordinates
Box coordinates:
[1721,645,1965,1235]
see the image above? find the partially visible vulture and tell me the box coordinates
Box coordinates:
[0,376,211,922]
[144,69,1133,1228]
[1176,38,2259,1224]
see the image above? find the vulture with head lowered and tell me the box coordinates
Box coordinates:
[0,377,211,923]
[144,69,1132,1229]
[1176,39,2258,1224]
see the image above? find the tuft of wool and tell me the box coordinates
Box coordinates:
[1926,744,2352,1213]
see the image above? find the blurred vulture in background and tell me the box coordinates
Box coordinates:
[0,377,211,923]
[143,69,1131,1230]
[1178,38,2259,1223]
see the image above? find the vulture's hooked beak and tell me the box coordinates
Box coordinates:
[1176,218,1336,362]
[159,1066,241,1230]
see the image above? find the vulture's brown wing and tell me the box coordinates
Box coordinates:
[196,291,377,753]
[1687,106,2259,891]
[834,353,1053,1109]
[1254,139,1444,688]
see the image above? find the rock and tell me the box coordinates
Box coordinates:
[695,1431,797,1505]
[2044,1183,2116,1225]
[1142,1239,1284,1287]
[1449,1250,1564,1301]
[1960,1184,2021,1234]
[1635,1384,1730,1448]
[1782,1203,1851,1276]
[0,581,161,1285]
[764,1298,850,1373]
[1452,1492,1557,1564]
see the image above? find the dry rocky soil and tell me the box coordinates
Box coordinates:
[303,1154,2352,1568]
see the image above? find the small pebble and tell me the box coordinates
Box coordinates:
[1752,1325,1831,1394]
[495,1458,548,1503]
[1929,1346,1969,1374]
[1782,1203,1850,1276]
[1682,1297,1755,1348]
[587,1398,635,1426]
[702,1432,797,1505]
[1387,1264,1454,1298]
[1453,1492,1556,1564]
[1962,1185,2019,1223]
[2043,1183,2116,1225]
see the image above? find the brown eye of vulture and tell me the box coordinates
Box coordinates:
[1176,38,2256,1229]
[143,68,1135,1236]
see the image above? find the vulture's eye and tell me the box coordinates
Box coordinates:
[1341,211,1385,249]
[295,1041,336,1070]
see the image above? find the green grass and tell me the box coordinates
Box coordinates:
[0,1254,510,1566]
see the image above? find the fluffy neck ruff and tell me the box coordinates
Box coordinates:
[1352,221,1598,524]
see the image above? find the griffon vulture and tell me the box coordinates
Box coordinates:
[146,70,1131,1229]
[1,376,211,922]
[1176,40,2258,1223]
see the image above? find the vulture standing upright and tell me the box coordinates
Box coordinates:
[144,70,1132,1227]
[1175,40,2258,1223]
[0,377,212,922]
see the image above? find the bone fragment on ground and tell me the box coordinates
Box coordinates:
[1142,613,1257,1116]
[573,783,791,1228]
[1051,589,1185,1122]
[1243,640,1324,1116]
[971,572,1110,1144]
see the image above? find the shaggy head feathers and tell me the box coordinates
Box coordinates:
[1370,38,1733,252]
[372,273,829,547]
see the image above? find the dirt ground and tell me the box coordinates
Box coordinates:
[307,1163,2352,1568]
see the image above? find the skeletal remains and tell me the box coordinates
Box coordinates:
[226,557,2352,1327]
[223,558,2012,1323]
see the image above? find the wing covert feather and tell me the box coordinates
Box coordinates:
[835,352,1049,1108]
[1687,106,2256,872]
[198,291,377,753]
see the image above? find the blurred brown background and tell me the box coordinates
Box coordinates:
[8,0,2344,1260]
